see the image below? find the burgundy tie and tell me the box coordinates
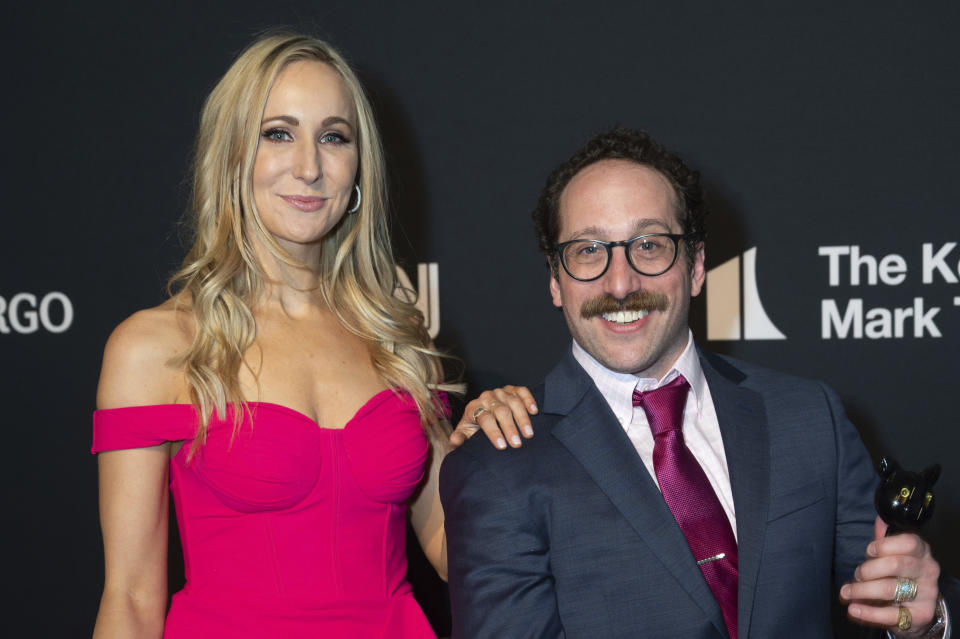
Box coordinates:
[633,376,739,639]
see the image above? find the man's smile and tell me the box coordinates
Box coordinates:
[601,309,650,325]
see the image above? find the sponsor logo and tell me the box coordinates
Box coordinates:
[819,243,958,339]
[0,292,74,334]
[706,248,786,341]
[395,263,440,339]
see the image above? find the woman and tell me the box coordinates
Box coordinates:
[91,33,533,638]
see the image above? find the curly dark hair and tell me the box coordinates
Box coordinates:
[532,127,708,277]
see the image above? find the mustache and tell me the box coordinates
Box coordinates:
[580,291,668,319]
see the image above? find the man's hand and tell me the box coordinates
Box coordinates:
[449,385,538,450]
[841,516,943,637]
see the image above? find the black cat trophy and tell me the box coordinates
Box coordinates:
[875,456,941,536]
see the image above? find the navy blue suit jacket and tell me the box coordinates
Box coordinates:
[440,348,881,638]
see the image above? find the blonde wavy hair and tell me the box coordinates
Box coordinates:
[169,32,454,453]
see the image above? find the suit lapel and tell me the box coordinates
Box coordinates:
[546,352,729,637]
[700,351,771,639]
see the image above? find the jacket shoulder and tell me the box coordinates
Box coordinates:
[705,350,835,396]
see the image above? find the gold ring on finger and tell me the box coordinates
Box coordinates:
[472,406,488,421]
[897,605,911,631]
[894,577,918,604]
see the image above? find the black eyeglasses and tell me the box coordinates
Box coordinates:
[555,233,688,282]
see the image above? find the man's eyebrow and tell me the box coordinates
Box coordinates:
[630,219,674,234]
[566,219,673,241]
[566,226,605,240]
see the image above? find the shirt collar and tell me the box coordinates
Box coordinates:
[571,329,705,418]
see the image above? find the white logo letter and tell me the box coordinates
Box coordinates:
[818,246,850,287]
[822,298,863,339]
[9,293,39,334]
[0,296,8,334]
[922,242,958,284]
[912,297,941,338]
[40,292,74,333]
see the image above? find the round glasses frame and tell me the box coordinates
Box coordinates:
[555,233,689,282]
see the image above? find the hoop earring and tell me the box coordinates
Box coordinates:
[347,184,362,214]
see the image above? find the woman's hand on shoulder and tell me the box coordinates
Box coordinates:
[449,385,538,450]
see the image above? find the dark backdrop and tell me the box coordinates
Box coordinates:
[3,2,958,636]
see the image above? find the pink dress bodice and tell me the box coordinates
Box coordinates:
[92,389,437,638]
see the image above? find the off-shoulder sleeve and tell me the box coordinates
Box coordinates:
[92,404,199,453]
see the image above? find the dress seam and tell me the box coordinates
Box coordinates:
[331,434,343,597]
[263,515,283,595]
[381,503,392,596]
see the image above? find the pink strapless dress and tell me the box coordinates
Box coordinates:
[92,389,437,638]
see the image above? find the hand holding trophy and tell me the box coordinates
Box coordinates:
[841,457,946,637]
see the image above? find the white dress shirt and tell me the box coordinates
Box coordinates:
[572,330,737,538]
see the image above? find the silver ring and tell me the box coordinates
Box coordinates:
[471,406,488,421]
[894,577,918,604]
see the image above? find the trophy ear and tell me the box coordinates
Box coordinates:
[878,457,898,478]
[921,464,941,486]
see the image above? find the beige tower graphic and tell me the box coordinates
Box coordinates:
[707,248,786,341]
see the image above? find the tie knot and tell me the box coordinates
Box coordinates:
[632,375,690,437]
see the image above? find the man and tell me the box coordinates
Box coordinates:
[440,128,952,638]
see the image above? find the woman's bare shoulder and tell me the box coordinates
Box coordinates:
[97,299,194,409]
